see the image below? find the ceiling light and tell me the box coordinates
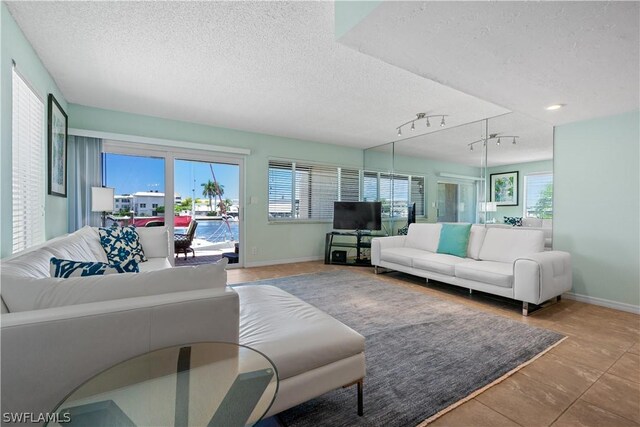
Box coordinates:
[395,112,448,134]
[545,104,565,111]
[467,134,520,151]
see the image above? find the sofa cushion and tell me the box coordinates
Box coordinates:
[455,261,513,288]
[467,225,487,260]
[404,223,442,253]
[50,258,139,278]
[413,253,472,276]
[479,228,545,263]
[99,226,147,265]
[380,247,430,267]
[437,223,472,258]
[236,285,365,381]
[1,259,227,312]
[136,227,170,259]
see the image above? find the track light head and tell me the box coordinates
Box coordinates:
[397,128,402,137]
[512,137,517,144]
[496,138,501,146]
[440,116,446,127]
[411,122,415,131]
[426,118,431,127]
[470,145,473,151]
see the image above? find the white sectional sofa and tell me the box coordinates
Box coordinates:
[371,223,572,315]
[0,226,365,425]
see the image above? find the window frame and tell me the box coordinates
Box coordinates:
[523,171,553,219]
[267,159,361,223]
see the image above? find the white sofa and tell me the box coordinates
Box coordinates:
[0,226,365,424]
[487,218,553,249]
[371,223,571,315]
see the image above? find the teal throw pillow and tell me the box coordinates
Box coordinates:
[99,225,147,266]
[50,257,139,278]
[437,223,472,258]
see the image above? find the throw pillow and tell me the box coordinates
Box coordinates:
[99,226,147,266]
[50,257,139,278]
[436,223,472,258]
[503,216,523,227]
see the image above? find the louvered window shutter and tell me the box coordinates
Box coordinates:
[12,67,45,253]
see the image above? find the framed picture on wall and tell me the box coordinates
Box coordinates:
[48,94,68,197]
[490,171,519,206]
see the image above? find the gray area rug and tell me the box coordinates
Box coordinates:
[237,271,564,427]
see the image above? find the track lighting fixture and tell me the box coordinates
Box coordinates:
[467,133,520,150]
[396,112,448,137]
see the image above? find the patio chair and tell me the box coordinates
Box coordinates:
[174,220,198,258]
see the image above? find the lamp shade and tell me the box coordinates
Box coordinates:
[91,187,115,212]
[479,201,498,212]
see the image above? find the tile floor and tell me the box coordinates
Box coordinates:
[227,261,640,427]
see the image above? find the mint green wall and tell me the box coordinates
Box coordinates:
[555,111,639,307]
[334,1,382,39]
[1,3,69,258]
[68,104,364,265]
[488,160,553,220]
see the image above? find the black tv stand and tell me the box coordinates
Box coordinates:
[324,230,387,267]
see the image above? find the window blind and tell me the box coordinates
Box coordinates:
[268,160,360,221]
[12,67,45,253]
[524,173,553,219]
[410,176,426,216]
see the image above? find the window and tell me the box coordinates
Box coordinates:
[363,171,426,217]
[139,203,146,208]
[12,67,45,253]
[524,173,553,218]
[152,203,158,208]
[268,160,360,221]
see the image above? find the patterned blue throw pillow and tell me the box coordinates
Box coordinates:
[503,216,523,227]
[99,226,147,266]
[50,257,139,278]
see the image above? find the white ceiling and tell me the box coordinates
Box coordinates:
[339,1,640,127]
[7,2,631,166]
[5,1,509,150]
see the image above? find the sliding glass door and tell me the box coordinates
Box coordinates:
[437,181,477,223]
[102,141,244,267]
[174,159,241,265]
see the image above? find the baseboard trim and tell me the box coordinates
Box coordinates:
[564,292,640,314]
[244,256,323,268]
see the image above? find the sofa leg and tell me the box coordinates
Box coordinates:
[469,289,473,295]
[522,302,529,316]
[557,295,562,302]
[357,379,363,416]
[374,266,378,275]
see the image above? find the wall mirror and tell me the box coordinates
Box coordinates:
[363,112,553,247]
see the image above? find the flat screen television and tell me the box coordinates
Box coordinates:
[333,202,382,231]
[408,202,416,225]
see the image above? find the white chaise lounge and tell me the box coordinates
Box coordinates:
[0,226,365,425]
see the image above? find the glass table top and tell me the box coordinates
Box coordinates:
[46,342,278,427]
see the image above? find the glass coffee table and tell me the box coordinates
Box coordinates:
[46,342,278,427]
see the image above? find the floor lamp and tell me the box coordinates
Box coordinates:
[92,187,115,227]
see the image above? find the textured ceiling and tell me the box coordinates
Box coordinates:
[339,1,640,126]
[5,1,510,150]
[372,112,553,168]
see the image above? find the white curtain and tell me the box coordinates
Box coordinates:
[67,136,102,231]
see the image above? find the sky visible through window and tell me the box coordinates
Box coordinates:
[104,154,239,201]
